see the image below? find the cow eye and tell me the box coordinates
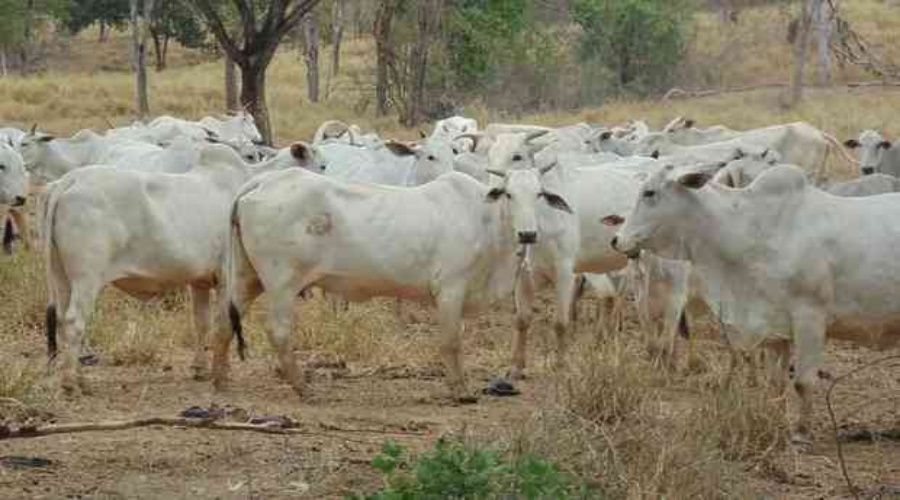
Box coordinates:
[0,164,6,171]
[512,154,524,161]
[427,155,436,161]
[642,189,656,198]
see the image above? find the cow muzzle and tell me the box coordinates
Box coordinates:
[861,167,875,175]
[611,235,640,260]
[517,231,537,245]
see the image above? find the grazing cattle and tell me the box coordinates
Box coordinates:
[42,142,325,392]
[609,164,900,443]
[843,130,899,177]
[0,143,28,254]
[217,165,573,401]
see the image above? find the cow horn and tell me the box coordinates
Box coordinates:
[538,161,558,175]
[419,129,428,139]
[30,123,37,135]
[455,133,482,151]
[524,130,550,144]
[486,168,506,178]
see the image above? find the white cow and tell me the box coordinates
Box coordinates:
[0,143,28,254]
[660,117,742,146]
[843,130,899,177]
[320,138,455,186]
[42,142,326,392]
[216,166,573,401]
[0,127,25,148]
[199,111,263,145]
[431,116,479,154]
[609,164,900,443]
[20,129,203,185]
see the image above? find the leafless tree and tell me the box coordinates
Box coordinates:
[20,0,35,76]
[330,0,346,76]
[788,0,814,107]
[224,53,239,111]
[185,0,323,145]
[373,0,398,117]
[131,0,155,119]
[812,0,833,85]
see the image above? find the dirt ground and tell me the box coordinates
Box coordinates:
[1,297,898,500]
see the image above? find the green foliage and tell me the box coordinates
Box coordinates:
[151,0,209,50]
[65,0,129,35]
[0,0,69,47]
[352,439,596,500]
[443,0,530,92]
[574,0,695,94]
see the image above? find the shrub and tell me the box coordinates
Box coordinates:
[574,0,695,95]
[352,439,595,499]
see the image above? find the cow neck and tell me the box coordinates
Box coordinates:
[673,186,758,267]
[40,137,100,179]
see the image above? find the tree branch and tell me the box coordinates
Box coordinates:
[183,0,245,65]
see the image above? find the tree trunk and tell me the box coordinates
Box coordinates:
[812,0,832,86]
[302,14,320,103]
[404,0,441,126]
[239,62,272,144]
[99,20,108,42]
[20,0,34,76]
[788,0,814,107]
[374,1,397,117]
[161,35,169,70]
[331,0,345,75]
[0,49,7,78]
[131,0,154,119]
[151,30,164,71]
[225,53,239,111]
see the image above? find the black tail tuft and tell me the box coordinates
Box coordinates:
[2,218,14,255]
[677,310,690,339]
[229,302,247,361]
[46,305,58,360]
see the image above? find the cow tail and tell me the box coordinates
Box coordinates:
[224,180,263,361]
[2,217,14,255]
[42,177,75,361]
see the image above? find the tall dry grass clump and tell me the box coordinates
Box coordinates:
[504,320,792,498]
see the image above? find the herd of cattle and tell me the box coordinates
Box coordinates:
[1,111,898,445]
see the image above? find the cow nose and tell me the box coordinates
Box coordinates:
[13,196,26,207]
[861,167,875,175]
[611,236,619,250]
[517,231,537,244]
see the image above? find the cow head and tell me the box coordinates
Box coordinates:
[222,110,263,145]
[484,163,572,245]
[486,131,553,175]
[289,142,327,173]
[18,127,55,173]
[608,165,711,259]
[384,137,455,185]
[0,143,28,207]
[845,130,893,176]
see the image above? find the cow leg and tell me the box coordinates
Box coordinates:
[437,288,472,402]
[790,306,827,447]
[508,271,535,380]
[211,282,261,392]
[189,286,211,380]
[61,279,102,394]
[10,209,31,251]
[763,339,791,395]
[553,266,578,369]
[266,289,305,397]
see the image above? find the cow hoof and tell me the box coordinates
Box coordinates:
[506,367,527,381]
[78,354,99,366]
[483,377,520,397]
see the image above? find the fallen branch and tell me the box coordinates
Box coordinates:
[825,355,900,500]
[0,417,428,441]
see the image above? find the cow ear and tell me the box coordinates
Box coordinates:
[384,140,416,157]
[290,142,312,163]
[601,214,625,226]
[879,140,892,150]
[37,135,55,143]
[684,119,695,129]
[485,188,506,202]
[677,172,712,189]
[540,191,573,214]
[843,139,860,149]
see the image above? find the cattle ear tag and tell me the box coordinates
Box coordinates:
[601,214,625,226]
